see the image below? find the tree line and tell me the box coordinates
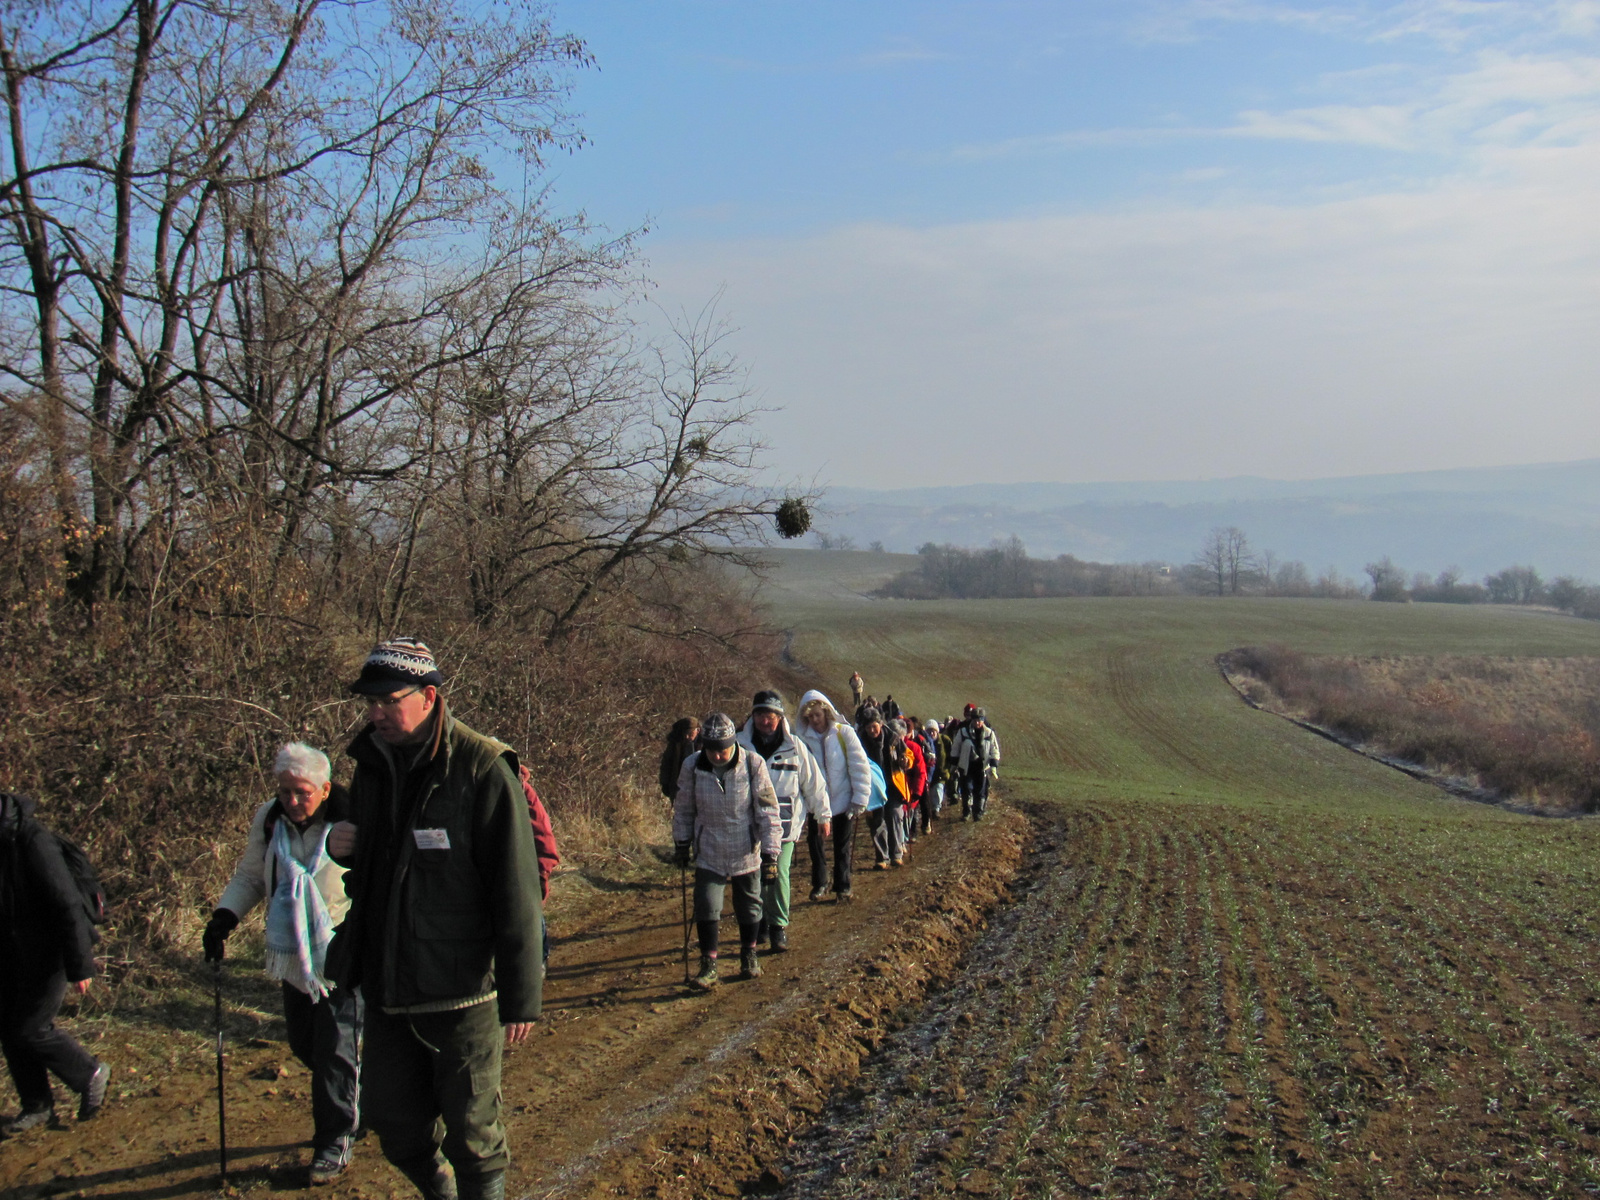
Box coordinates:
[869,526,1598,613]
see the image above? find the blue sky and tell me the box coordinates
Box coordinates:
[544,1,1600,488]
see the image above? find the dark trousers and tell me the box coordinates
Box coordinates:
[282,982,364,1150]
[805,814,858,894]
[805,816,828,891]
[693,868,761,956]
[0,967,97,1111]
[363,1002,508,1179]
[966,764,991,818]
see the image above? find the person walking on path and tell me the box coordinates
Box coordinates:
[849,672,864,710]
[658,717,700,805]
[326,639,543,1200]
[737,691,828,952]
[951,708,1002,821]
[922,719,950,833]
[673,713,782,988]
[203,742,363,1184]
[797,691,872,903]
[0,792,110,1136]
[857,707,912,868]
[893,720,927,853]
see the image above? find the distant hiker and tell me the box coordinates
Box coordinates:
[204,743,362,1184]
[857,694,878,723]
[658,716,700,805]
[857,707,912,868]
[893,720,928,852]
[923,719,950,832]
[952,708,1002,821]
[882,694,902,722]
[849,671,864,709]
[0,792,110,1135]
[797,691,873,903]
[737,691,828,952]
[673,712,782,988]
[326,638,543,1200]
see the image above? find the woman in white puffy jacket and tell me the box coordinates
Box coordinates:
[796,689,873,902]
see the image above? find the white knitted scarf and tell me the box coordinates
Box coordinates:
[263,818,335,1000]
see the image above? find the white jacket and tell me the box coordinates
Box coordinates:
[796,689,873,817]
[738,716,830,842]
[217,799,352,928]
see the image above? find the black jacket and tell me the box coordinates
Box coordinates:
[0,793,96,982]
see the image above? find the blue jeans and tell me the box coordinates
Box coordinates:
[282,982,363,1151]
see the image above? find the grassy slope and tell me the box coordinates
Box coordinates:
[763,552,1600,1197]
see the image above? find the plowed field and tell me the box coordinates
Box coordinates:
[763,555,1600,1198]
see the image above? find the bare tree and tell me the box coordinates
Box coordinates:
[1193,526,1252,596]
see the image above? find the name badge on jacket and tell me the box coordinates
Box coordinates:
[413,828,451,851]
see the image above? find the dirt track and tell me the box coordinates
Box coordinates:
[0,809,1025,1200]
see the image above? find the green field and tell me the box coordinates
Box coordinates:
[763,550,1600,1199]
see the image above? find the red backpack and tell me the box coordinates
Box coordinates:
[518,765,560,901]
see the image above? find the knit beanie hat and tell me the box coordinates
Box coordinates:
[858,705,883,726]
[752,689,786,715]
[700,712,737,750]
[349,637,445,695]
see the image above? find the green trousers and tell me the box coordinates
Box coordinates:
[761,841,797,929]
[363,1001,508,1179]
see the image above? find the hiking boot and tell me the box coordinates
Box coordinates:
[309,1138,353,1186]
[458,1171,506,1200]
[770,925,789,953]
[396,1154,458,1200]
[692,955,719,991]
[874,860,889,871]
[891,857,904,869]
[809,887,827,903]
[2,1105,54,1136]
[740,948,762,980]
[78,1061,110,1121]
[835,889,853,904]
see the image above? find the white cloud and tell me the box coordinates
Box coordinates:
[647,140,1600,487]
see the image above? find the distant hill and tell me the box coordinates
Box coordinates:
[817,459,1600,580]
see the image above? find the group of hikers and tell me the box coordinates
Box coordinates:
[657,674,1001,991]
[0,644,998,1199]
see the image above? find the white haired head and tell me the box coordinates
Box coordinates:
[273,742,331,786]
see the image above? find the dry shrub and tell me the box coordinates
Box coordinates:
[1227,645,1600,812]
[0,564,778,998]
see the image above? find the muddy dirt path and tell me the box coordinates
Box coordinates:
[0,811,1025,1200]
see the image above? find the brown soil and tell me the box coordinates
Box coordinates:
[0,810,1025,1200]
[775,799,1600,1199]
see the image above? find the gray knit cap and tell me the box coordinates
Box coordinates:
[700,711,737,750]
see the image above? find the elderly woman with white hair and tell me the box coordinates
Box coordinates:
[203,742,363,1186]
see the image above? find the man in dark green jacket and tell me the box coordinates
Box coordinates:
[326,638,541,1200]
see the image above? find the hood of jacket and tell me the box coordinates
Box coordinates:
[0,791,37,840]
[798,689,839,722]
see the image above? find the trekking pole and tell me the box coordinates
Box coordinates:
[680,862,691,985]
[213,960,228,1184]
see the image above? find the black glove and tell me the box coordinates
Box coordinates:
[203,909,239,963]
[674,841,692,869]
[761,856,778,885]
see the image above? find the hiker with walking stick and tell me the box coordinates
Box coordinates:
[796,692,872,903]
[203,742,362,1185]
[672,713,781,989]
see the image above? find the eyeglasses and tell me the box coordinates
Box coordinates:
[364,686,421,711]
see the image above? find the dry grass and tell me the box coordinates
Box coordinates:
[1225,646,1600,813]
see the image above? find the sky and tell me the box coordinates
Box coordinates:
[543,0,1600,489]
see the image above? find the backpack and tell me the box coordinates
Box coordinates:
[865,760,887,811]
[53,832,107,934]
